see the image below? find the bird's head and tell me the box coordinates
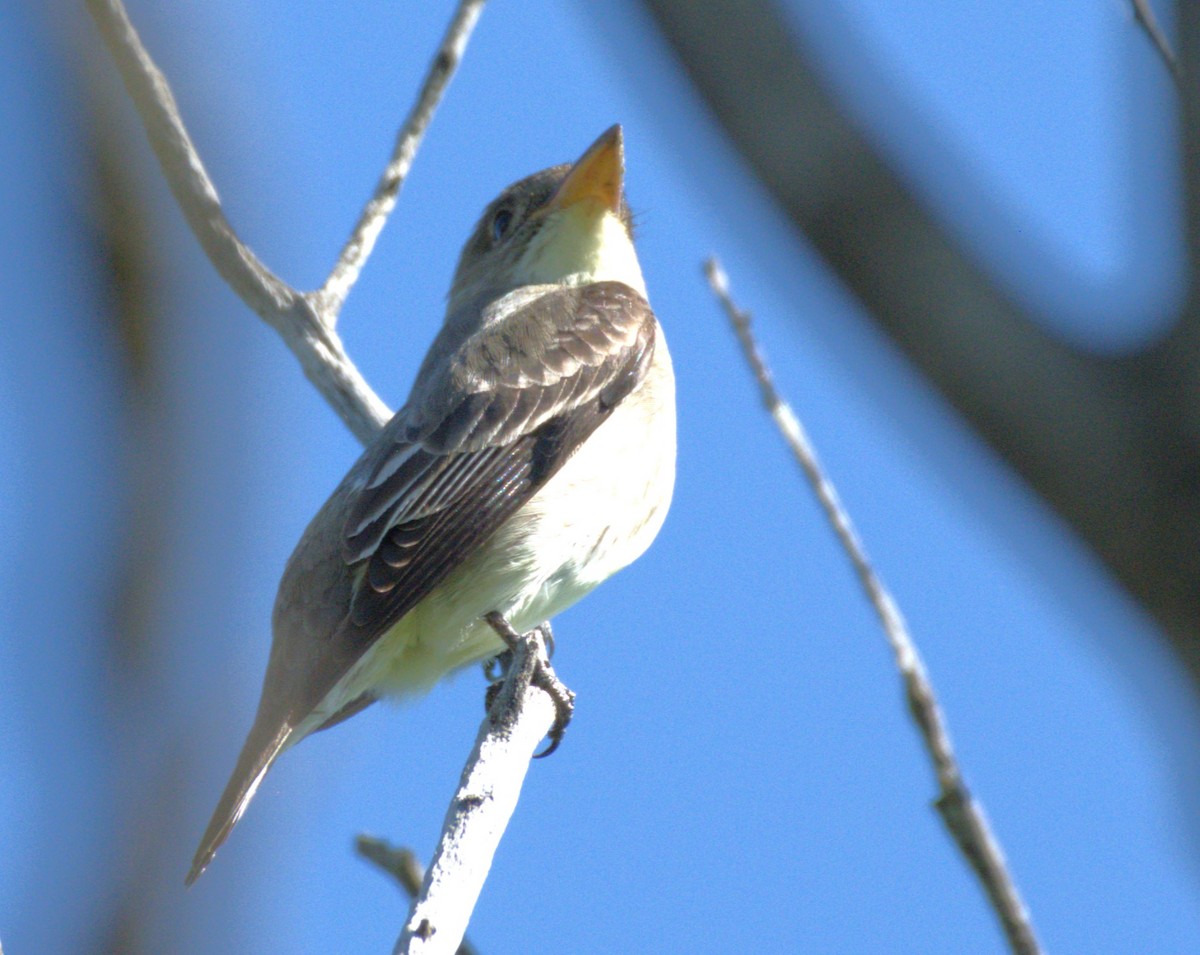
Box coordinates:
[447,125,646,317]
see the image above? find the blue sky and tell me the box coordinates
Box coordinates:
[3,0,1197,952]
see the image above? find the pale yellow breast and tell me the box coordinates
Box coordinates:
[516,327,676,602]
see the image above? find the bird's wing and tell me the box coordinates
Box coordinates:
[339,280,656,647]
[187,283,655,885]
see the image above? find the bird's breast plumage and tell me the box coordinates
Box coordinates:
[489,322,674,614]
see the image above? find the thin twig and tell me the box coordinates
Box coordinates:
[356,837,481,955]
[85,0,295,315]
[704,258,1041,955]
[1130,0,1181,87]
[357,836,427,897]
[321,0,486,313]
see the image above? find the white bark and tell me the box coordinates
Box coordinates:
[396,634,556,955]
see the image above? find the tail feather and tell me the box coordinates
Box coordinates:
[186,720,293,886]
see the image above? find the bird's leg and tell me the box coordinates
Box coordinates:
[481,623,516,714]
[482,613,575,757]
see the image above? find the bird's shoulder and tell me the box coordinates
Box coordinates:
[420,281,656,441]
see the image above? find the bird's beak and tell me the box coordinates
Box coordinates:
[549,125,624,215]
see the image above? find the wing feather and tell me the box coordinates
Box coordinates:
[339,281,656,648]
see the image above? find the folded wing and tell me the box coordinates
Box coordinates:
[339,280,656,650]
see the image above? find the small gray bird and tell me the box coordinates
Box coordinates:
[188,126,675,884]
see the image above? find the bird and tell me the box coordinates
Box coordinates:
[187,125,676,884]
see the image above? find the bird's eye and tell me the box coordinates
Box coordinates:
[491,208,514,242]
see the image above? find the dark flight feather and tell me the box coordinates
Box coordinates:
[339,281,656,649]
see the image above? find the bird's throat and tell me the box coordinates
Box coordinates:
[519,207,647,297]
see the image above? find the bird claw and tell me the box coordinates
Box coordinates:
[483,650,510,685]
[482,614,574,756]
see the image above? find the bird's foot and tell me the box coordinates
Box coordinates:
[482,614,575,757]
[482,649,510,688]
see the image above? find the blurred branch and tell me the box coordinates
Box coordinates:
[705,258,1042,955]
[358,835,427,897]
[1131,0,1181,86]
[642,0,1200,702]
[356,836,480,955]
[89,2,561,950]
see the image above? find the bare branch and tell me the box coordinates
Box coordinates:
[85,0,294,314]
[704,258,1042,955]
[321,0,486,313]
[395,628,557,955]
[1130,0,1181,87]
[85,0,486,443]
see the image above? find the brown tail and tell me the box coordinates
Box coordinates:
[186,719,293,886]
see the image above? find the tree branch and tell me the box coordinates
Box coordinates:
[395,629,557,955]
[704,258,1042,955]
[358,836,428,898]
[356,837,481,955]
[85,0,485,443]
[1131,0,1181,87]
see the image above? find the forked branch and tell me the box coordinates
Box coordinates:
[86,0,484,442]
